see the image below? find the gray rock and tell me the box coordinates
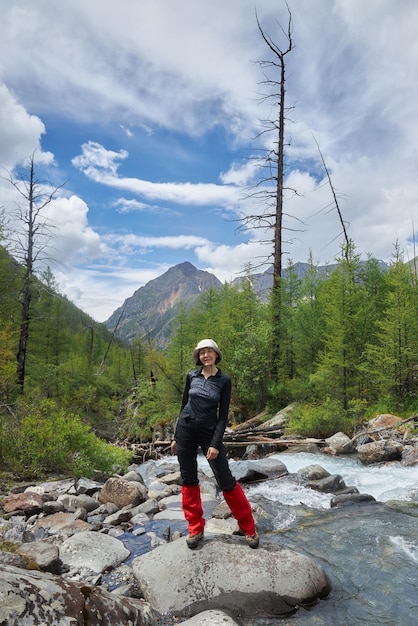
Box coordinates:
[135,497,160,516]
[358,440,404,464]
[60,530,130,574]
[104,508,133,525]
[58,493,100,513]
[26,478,75,496]
[228,460,268,483]
[306,474,346,493]
[99,476,147,508]
[0,563,156,625]
[324,431,355,455]
[297,464,331,481]
[17,540,60,574]
[122,469,146,482]
[331,493,377,508]
[180,609,242,625]
[76,477,104,494]
[132,536,330,618]
[42,499,65,515]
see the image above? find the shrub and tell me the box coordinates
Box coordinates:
[285,398,354,438]
[0,399,132,479]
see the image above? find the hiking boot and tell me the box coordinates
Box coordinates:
[245,531,259,549]
[186,531,204,549]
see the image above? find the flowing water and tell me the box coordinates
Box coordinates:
[241,452,418,626]
[123,452,418,625]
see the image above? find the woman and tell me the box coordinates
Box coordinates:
[171,339,259,549]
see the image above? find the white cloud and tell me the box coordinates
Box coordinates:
[1,0,418,321]
[0,83,54,169]
[73,141,242,207]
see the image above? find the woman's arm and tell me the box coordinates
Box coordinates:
[210,376,232,450]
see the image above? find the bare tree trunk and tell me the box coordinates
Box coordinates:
[256,8,293,378]
[2,154,66,393]
[16,160,36,391]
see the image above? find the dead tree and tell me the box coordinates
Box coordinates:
[241,6,294,380]
[3,154,65,392]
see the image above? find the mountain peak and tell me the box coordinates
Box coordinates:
[104,262,222,345]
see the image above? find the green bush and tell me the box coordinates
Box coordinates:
[285,398,355,438]
[0,399,132,479]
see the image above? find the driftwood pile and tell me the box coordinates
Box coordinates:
[119,406,325,463]
[118,408,418,465]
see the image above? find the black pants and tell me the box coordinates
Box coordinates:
[175,415,236,491]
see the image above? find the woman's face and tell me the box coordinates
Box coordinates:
[198,347,217,366]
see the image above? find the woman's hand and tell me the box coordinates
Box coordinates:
[206,447,219,461]
[170,440,177,455]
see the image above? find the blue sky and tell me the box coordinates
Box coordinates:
[1,0,417,322]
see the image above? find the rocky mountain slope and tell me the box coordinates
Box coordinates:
[104,261,222,345]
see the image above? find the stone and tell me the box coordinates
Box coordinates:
[306,474,346,493]
[180,609,242,625]
[99,476,147,508]
[58,493,100,513]
[330,493,377,508]
[59,530,130,574]
[324,431,356,455]
[402,447,418,467]
[17,540,60,574]
[1,491,44,516]
[368,414,404,429]
[0,564,156,625]
[34,511,93,536]
[297,464,331,481]
[358,440,404,464]
[132,536,330,618]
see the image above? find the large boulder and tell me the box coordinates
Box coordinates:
[358,440,403,464]
[99,476,147,508]
[132,536,330,619]
[59,530,130,574]
[0,564,156,625]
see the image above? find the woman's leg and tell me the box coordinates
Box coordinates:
[223,482,257,538]
[206,444,258,547]
[175,418,205,545]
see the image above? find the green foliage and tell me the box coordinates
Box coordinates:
[1,234,417,455]
[0,399,132,479]
[285,398,357,438]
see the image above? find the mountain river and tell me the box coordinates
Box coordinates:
[123,451,418,625]
[241,451,418,626]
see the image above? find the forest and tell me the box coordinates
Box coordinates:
[1,234,417,480]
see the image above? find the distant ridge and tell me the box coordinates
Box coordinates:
[105,257,398,346]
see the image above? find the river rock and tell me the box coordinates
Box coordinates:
[358,440,404,464]
[17,540,60,574]
[99,476,147,508]
[297,464,330,481]
[368,413,404,429]
[132,536,330,618]
[59,530,130,574]
[402,447,418,466]
[34,511,93,536]
[57,492,100,512]
[2,491,44,515]
[180,609,242,625]
[305,474,346,493]
[324,431,356,455]
[0,563,156,625]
